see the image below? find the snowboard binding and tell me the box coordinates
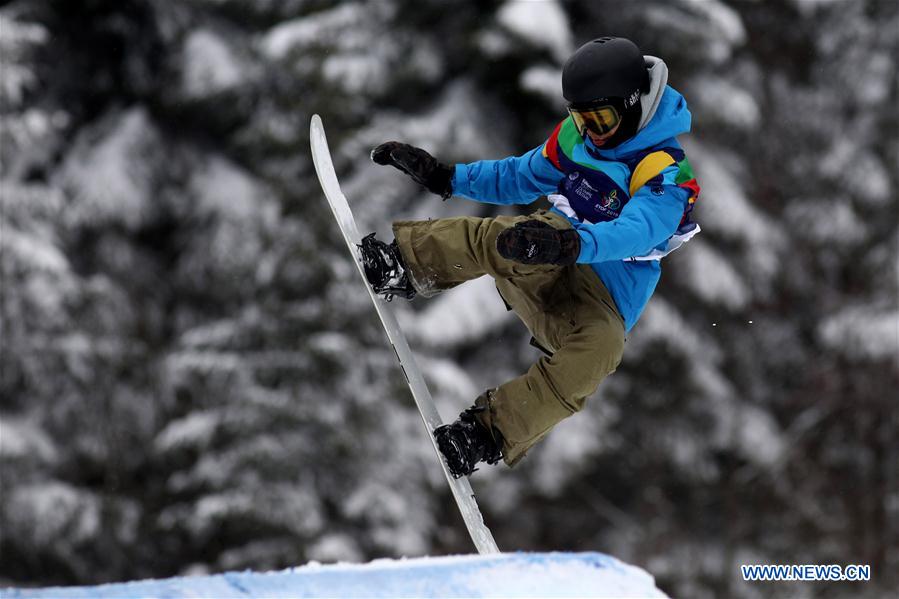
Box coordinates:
[358,233,416,301]
[434,406,503,478]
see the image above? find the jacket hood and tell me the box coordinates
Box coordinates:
[587,85,692,160]
[638,56,668,129]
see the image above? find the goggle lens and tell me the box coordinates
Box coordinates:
[568,105,621,136]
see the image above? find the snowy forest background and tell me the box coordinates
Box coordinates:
[1,0,896,597]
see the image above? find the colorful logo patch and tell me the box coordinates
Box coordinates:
[597,189,621,211]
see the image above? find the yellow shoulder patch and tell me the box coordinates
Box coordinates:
[629,151,676,197]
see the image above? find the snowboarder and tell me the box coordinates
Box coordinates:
[362,37,701,478]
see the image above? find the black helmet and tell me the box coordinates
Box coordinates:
[562,37,649,104]
[562,37,650,148]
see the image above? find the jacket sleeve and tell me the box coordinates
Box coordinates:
[451,145,562,205]
[575,165,689,263]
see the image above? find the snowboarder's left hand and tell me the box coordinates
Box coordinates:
[371,141,454,200]
[496,220,581,266]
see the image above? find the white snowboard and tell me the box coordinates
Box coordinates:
[310,114,500,555]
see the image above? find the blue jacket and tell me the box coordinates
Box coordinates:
[451,86,696,332]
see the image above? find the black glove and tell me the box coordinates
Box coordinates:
[371,141,454,200]
[496,220,581,266]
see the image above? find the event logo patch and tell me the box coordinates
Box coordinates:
[596,189,621,211]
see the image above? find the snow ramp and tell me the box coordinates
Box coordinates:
[3,552,669,598]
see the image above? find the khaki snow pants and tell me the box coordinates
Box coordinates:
[393,210,626,466]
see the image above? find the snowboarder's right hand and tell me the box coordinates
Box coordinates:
[371,141,454,200]
[496,220,581,266]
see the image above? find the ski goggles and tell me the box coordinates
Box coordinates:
[567,102,622,136]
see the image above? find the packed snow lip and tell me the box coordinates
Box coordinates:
[2,552,670,598]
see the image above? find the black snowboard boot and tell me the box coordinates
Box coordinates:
[358,233,416,301]
[434,406,503,478]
